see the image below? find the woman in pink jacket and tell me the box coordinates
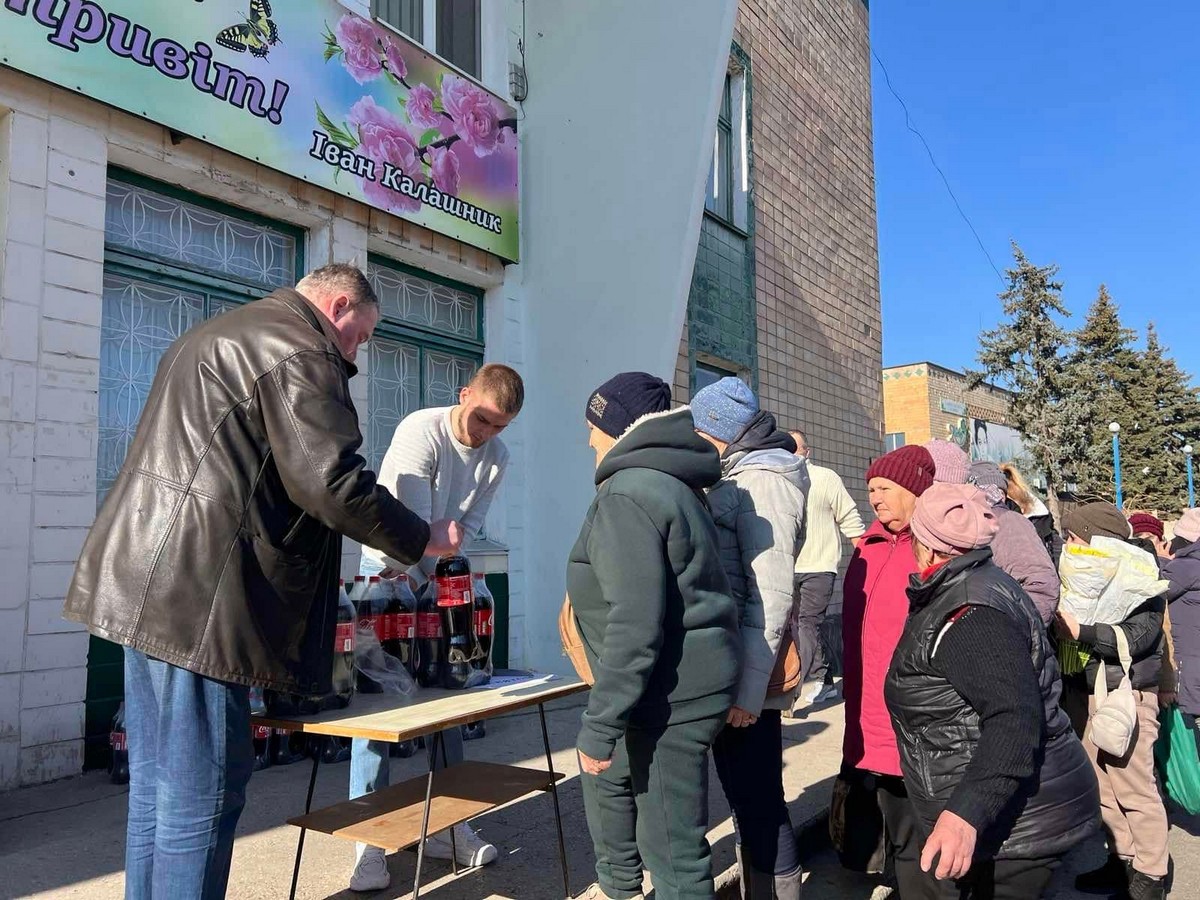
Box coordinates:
[841,445,935,884]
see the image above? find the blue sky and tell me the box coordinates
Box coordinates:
[870,1,1199,386]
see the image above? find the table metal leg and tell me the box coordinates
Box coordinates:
[539,703,571,898]
[441,733,460,876]
[413,730,441,900]
[288,737,324,900]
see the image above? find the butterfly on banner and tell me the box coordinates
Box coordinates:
[215,0,280,60]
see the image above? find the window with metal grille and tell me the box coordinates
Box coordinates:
[364,255,485,473]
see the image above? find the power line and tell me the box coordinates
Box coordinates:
[872,48,1005,284]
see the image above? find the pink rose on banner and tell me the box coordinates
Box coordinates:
[348,97,423,213]
[407,83,442,131]
[337,15,383,84]
[441,74,503,157]
[429,145,461,194]
[381,34,408,81]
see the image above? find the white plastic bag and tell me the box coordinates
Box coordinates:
[1059,537,1168,625]
[355,622,417,697]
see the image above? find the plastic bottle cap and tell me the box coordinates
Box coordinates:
[369,576,381,582]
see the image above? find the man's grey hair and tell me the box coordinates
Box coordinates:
[296,263,379,307]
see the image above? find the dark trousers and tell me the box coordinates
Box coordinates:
[580,714,726,900]
[712,710,800,876]
[794,572,836,684]
[876,774,924,894]
[878,773,1060,899]
[896,855,1060,899]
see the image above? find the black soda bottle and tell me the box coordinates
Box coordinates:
[330,583,356,709]
[354,576,387,693]
[387,573,418,675]
[434,555,476,690]
[472,573,495,677]
[109,702,129,785]
[414,583,443,688]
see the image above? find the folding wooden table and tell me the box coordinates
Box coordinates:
[256,672,588,900]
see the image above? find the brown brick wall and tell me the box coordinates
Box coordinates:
[675,0,882,500]
[882,366,932,445]
[883,363,1014,450]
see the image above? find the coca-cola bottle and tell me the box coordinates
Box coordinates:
[331,584,356,708]
[434,555,476,690]
[413,582,444,688]
[249,687,271,771]
[472,573,495,677]
[387,573,418,675]
[271,728,308,766]
[354,576,388,693]
[109,702,129,785]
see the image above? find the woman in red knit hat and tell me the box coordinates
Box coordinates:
[837,444,935,884]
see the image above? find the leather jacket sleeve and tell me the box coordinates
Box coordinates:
[259,349,430,565]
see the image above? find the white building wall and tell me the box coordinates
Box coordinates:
[510,0,739,671]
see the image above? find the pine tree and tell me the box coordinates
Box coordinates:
[1120,324,1200,512]
[973,243,1075,524]
[1067,285,1139,500]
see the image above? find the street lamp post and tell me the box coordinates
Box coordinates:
[1110,422,1123,509]
[1186,445,1195,508]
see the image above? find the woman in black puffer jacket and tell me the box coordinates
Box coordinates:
[885,483,1098,900]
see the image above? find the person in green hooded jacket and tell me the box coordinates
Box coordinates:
[567,372,740,900]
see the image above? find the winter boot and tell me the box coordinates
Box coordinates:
[1075,855,1129,894]
[1127,868,1166,900]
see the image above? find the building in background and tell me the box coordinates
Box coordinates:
[0,0,877,788]
[882,361,1027,465]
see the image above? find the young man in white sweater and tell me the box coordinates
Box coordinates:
[789,430,866,705]
[349,364,523,892]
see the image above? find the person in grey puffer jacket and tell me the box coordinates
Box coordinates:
[968,462,1061,624]
[693,378,807,899]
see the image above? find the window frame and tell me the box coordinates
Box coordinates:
[104,168,306,297]
[363,254,486,471]
[884,432,907,452]
[372,0,483,81]
[704,58,751,235]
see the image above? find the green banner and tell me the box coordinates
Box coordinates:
[1,0,520,261]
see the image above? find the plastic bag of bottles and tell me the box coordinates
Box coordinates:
[355,610,418,697]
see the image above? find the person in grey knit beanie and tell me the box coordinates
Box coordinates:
[691,377,758,444]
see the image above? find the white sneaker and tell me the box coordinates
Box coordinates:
[423,822,498,868]
[349,846,391,892]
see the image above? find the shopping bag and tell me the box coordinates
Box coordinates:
[1154,705,1200,815]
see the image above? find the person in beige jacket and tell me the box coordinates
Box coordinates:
[789,430,866,704]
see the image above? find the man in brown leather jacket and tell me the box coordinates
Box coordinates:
[63,263,460,899]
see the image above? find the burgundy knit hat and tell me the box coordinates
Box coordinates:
[1128,512,1165,541]
[866,445,935,498]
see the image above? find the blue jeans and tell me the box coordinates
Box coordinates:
[350,728,465,798]
[123,647,253,900]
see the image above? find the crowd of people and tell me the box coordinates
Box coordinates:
[59,263,1199,899]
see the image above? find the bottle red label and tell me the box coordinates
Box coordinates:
[253,724,272,740]
[435,574,473,607]
[335,622,355,653]
[416,611,443,638]
[110,731,127,752]
[358,616,376,639]
[475,609,494,636]
[397,612,416,639]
